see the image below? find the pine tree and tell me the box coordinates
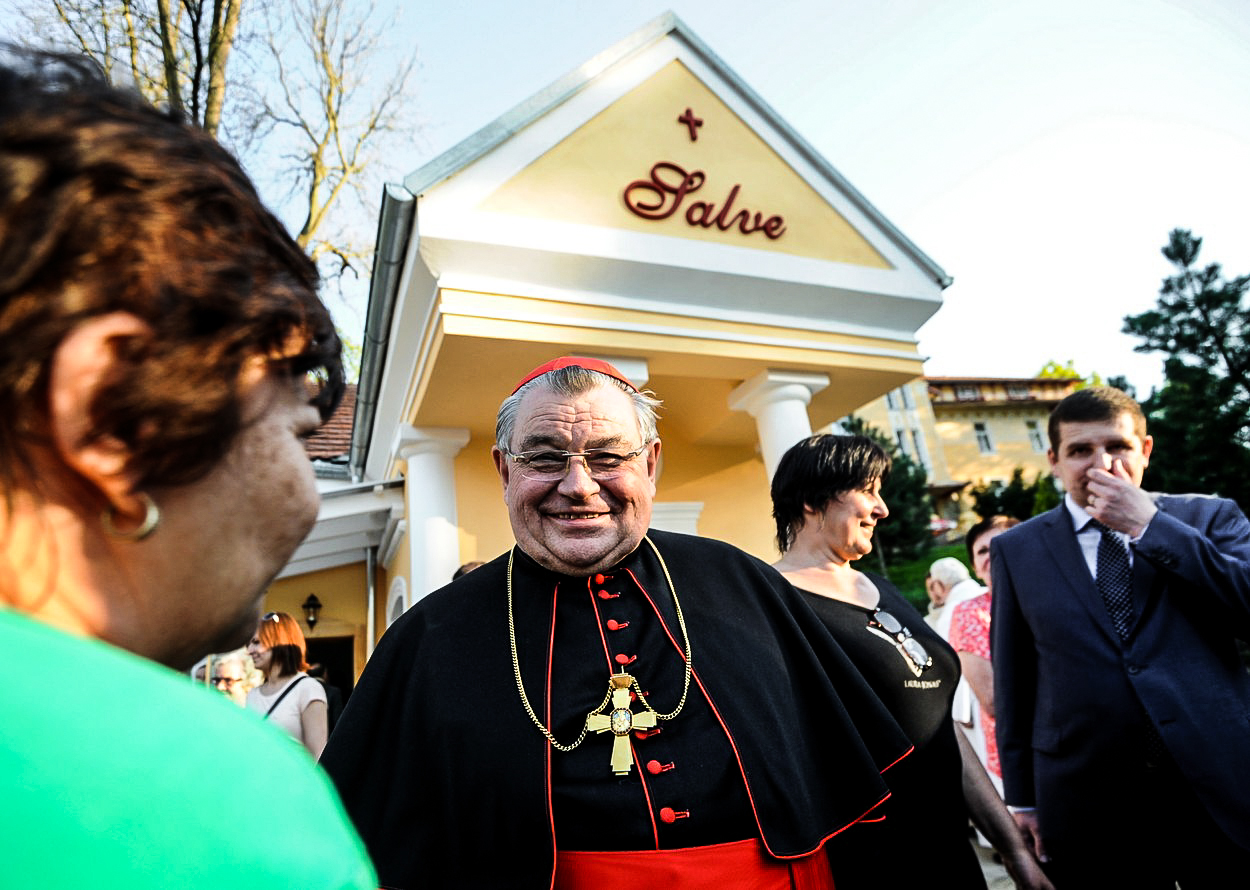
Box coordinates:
[842,416,933,568]
[1123,230,1250,508]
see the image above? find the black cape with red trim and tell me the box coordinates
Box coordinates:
[320,531,910,890]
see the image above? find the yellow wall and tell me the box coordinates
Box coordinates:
[380,497,413,645]
[454,434,515,564]
[660,446,779,561]
[265,562,372,681]
[849,379,951,485]
[936,410,1052,487]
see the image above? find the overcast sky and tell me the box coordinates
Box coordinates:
[385,0,1250,395]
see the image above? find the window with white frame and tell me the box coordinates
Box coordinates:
[910,427,931,469]
[974,422,994,454]
[901,386,915,409]
[956,384,980,401]
[1026,419,1045,451]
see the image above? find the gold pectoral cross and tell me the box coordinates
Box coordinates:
[585,672,658,776]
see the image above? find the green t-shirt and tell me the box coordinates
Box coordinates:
[0,609,377,889]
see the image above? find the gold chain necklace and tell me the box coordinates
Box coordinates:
[507,535,693,774]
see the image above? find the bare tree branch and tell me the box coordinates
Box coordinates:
[11,0,419,306]
[154,0,184,116]
[258,0,416,272]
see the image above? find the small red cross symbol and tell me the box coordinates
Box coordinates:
[677,107,703,141]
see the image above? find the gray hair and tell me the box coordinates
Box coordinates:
[928,556,971,588]
[495,367,661,451]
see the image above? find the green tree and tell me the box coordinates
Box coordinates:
[999,468,1035,520]
[1032,472,1061,514]
[1105,375,1137,400]
[1036,359,1102,387]
[971,469,1058,520]
[1123,229,1250,508]
[970,479,1005,519]
[842,417,933,571]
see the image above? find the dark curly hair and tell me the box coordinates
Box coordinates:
[771,434,891,554]
[0,50,343,496]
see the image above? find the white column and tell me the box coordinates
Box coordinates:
[394,425,471,603]
[728,370,830,480]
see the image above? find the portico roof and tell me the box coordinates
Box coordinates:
[350,11,950,487]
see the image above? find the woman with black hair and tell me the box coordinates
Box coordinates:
[771,434,1050,890]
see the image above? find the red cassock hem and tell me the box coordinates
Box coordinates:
[554,838,834,890]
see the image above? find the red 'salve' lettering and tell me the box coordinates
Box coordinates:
[622,161,785,240]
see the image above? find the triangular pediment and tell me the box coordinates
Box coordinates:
[406,13,947,293]
[479,60,890,267]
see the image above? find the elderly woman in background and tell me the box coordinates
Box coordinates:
[0,52,372,887]
[771,435,1049,890]
[192,649,255,706]
[247,611,329,758]
[210,651,255,706]
[924,555,977,631]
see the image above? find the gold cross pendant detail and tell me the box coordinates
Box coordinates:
[586,672,658,775]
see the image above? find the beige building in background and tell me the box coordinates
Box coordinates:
[258,13,953,694]
[854,375,1081,527]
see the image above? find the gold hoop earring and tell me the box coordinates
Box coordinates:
[101,492,161,541]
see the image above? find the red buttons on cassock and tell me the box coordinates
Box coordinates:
[597,590,619,600]
[606,619,629,631]
[659,807,690,823]
[634,726,661,740]
[594,574,607,585]
[615,653,636,666]
[646,760,674,775]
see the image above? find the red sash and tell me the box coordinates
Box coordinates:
[554,838,834,890]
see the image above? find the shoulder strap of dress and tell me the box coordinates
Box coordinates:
[263,674,308,719]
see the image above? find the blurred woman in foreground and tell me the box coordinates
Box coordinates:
[771,435,1049,889]
[0,51,372,887]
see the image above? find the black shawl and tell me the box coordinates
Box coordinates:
[321,531,909,889]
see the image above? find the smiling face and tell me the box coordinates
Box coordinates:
[246,632,272,674]
[492,383,660,576]
[1048,412,1153,507]
[819,477,889,563]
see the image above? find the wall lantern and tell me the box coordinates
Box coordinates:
[302,594,323,631]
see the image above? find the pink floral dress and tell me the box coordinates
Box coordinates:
[949,591,999,778]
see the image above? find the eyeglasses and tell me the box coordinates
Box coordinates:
[211,676,241,687]
[866,609,933,677]
[503,443,651,481]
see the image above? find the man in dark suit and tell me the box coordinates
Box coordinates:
[992,386,1250,888]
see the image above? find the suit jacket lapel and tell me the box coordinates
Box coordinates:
[1127,494,1165,637]
[1038,505,1123,645]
